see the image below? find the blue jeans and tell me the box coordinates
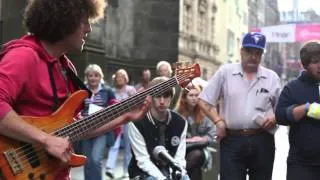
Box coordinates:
[220,132,275,180]
[82,134,106,180]
[105,124,131,172]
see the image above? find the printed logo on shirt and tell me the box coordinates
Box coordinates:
[171,136,180,146]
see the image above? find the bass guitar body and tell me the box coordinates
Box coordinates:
[0,91,89,180]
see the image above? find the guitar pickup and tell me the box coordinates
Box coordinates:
[3,149,23,175]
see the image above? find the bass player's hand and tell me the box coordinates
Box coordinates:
[42,135,72,163]
[123,96,152,123]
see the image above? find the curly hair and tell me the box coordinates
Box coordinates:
[175,84,205,124]
[23,0,107,43]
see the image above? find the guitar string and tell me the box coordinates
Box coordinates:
[1,72,195,174]
[11,73,192,178]
[14,75,181,160]
[13,74,179,156]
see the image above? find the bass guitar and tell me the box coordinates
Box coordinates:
[0,63,200,180]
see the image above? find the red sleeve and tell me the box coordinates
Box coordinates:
[0,48,35,119]
[108,98,119,106]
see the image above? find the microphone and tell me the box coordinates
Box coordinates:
[152,145,182,172]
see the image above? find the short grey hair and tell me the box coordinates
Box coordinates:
[156,61,172,77]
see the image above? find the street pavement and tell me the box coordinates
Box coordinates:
[71,126,290,180]
[71,149,129,180]
[272,125,289,180]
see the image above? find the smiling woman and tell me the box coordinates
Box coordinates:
[84,64,105,88]
[81,64,117,180]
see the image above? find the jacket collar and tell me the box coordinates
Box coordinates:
[298,71,320,85]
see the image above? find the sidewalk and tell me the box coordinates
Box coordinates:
[71,149,129,180]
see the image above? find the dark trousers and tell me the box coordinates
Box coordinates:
[186,148,205,180]
[287,163,320,180]
[220,132,275,180]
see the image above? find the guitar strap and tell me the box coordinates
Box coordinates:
[47,62,92,111]
[47,63,59,111]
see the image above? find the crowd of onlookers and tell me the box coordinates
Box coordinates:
[76,60,216,180]
[1,2,320,179]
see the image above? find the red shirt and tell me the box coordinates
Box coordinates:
[0,35,79,179]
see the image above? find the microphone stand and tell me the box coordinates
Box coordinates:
[171,166,182,180]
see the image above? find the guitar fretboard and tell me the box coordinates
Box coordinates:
[54,77,178,140]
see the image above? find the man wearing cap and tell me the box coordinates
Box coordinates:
[276,41,320,179]
[198,32,281,180]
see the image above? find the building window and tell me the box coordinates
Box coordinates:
[198,11,206,37]
[243,12,248,25]
[109,0,118,8]
[227,30,235,61]
[183,3,192,34]
[202,67,208,80]
[198,0,208,38]
[211,17,215,41]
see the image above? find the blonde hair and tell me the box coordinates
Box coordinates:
[156,61,172,77]
[115,69,129,83]
[84,64,104,84]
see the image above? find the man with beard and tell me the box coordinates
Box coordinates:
[276,41,320,180]
[198,32,281,180]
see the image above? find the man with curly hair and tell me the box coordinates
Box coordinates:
[0,0,150,179]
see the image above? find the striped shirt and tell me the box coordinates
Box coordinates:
[82,84,107,117]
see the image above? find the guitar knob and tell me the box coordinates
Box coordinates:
[40,173,46,180]
[28,173,34,180]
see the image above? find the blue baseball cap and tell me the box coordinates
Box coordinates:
[242,32,266,50]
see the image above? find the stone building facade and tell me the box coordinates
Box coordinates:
[178,0,220,80]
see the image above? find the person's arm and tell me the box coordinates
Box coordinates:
[198,99,226,140]
[0,48,71,163]
[0,111,71,163]
[128,122,167,180]
[173,121,188,168]
[198,66,227,140]
[262,74,281,129]
[275,84,306,125]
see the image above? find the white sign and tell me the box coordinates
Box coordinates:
[261,24,296,43]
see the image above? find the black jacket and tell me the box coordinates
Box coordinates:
[276,71,320,165]
[128,110,187,179]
